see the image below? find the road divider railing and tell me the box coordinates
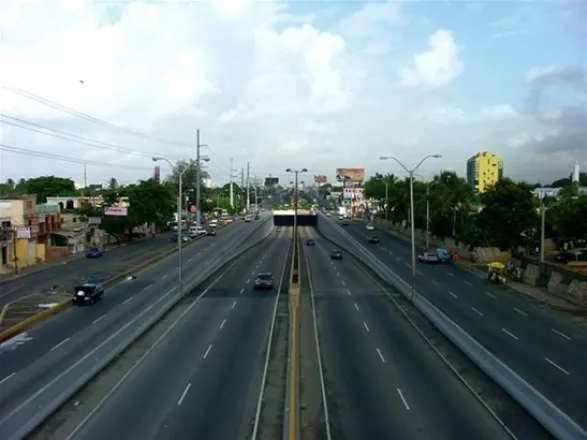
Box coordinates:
[0,220,244,344]
[0,218,274,440]
[314,214,587,440]
[284,233,301,440]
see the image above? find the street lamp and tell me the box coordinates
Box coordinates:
[286,168,308,240]
[153,156,191,295]
[380,154,442,297]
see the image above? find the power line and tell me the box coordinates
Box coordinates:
[0,114,181,159]
[2,85,193,149]
[0,143,154,171]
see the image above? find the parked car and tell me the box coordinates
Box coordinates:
[73,279,104,306]
[85,247,104,258]
[254,272,274,290]
[330,249,343,260]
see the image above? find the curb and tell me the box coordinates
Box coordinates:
[0,225,230,344]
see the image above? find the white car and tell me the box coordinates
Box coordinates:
[365,224,375,231]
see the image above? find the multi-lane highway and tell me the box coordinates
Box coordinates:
[320,215,587,431]
[47,228,291,440]
[0,217,272,440]
[0,232,175,307]
[300,227,510,439]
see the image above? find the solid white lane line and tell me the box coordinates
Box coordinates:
[232,300,237,309]
[203,344,213,359]
[397,388,411,410]
[354,302,359,311]
[50,337,70,352]
[347,289,351,296]
[341,280,346,286]
[177,383,191,406]
[448,291,458,298]
[432,280,439,286]
[551,328,572,341]
[514,307,528,317]
[92,314,106,324]
[376,348,385,363]
[464,280,473,286]
[485,291,497,298]
[545,357,570,375]
[0,372,16,385]
[143,284,153,291]
[502,328,519,341]
[161,274,168,280]
[240,288,245,294]
[363,322,370,332]
[471,307,484,316]
[220,319,226,330]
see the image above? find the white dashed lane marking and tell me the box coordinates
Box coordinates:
[93,314,106,324]
[513,307,527,317]
[177,383,191,406]
[354,302,360,311]
[203,344,213,359]
[471,307,483,317]
[363,322,370,332]
[485,291,497,299]
[219,319,226,330]
[502,328,519,341]
[376,348,386,363]
[397,388,411,411]
[545,357,570,375]
[551,328,572,341]
[448,291,458,299]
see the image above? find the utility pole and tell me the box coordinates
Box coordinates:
[83,163,88,197]
[240,167,244,190]
[246,162,251,212]
[425,184,430,250]
[229,158,235,209]
[196,129,202,228]
[253,173,258,210]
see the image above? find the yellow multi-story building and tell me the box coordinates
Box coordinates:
[466,151,504,194]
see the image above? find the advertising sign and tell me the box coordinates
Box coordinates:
[104,206,128,216]
[264,177,279,187]
[336,168,365,183]
[314,175,327,184]
[343,188,364,200]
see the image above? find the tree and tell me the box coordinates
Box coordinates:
[476,178,539,250]
[24,176,76,203]
[165,160,210,197]
[107,177,119,190]
[549,194,587,239]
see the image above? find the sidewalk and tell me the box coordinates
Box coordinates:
[372,219,587,314]
[0,241,130,285]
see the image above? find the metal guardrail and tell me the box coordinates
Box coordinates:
[316,213,587,440]
[1,217,274,440]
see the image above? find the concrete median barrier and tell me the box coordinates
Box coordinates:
[0,224,233,344]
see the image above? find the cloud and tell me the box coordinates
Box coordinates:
[398,30,464,89]
[480,105,518,119]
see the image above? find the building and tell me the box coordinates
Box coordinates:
[466,151,503,194]
[0,194,40,271]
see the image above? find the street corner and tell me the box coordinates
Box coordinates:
[0,289,72,334]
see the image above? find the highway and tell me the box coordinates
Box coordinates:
[0,231,182,307]
[0,216,272,439]
[56,228,290,440]
[300,227,509,439]
[321,215,587,431]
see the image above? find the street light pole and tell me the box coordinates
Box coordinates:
[425,184,430,250]
[380,154,442,297]
[385,181,389,224]
[540,199,546,264]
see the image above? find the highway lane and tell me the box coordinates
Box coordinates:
[301,227,509,439]
[326,216,587,430]
[63,228,291,440]
[0,217,272,432]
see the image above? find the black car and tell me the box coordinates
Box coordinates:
[367,235,380,244]
[206,228,217,236]
[307,239,315,246]
[85,247,104,258]
[73,281,104,306]
[330,249,343,260]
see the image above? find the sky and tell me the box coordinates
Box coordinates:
[0,0,586,188]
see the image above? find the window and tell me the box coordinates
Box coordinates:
[26,201,33,209]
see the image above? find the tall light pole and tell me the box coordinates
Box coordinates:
[195,129,210,229]
[425,183,430,250]
[380,154,442,297]
[286,168,308,241]
[153,157,191,294]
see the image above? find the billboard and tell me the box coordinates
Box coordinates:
[343,188,364,200]
[265,177,279,187]
[314,175,327,184]
[104,206,128,216]
[336,168,365,183]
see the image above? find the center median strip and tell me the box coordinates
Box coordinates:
[0,224,236,344]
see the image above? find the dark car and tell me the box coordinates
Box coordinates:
[330,250,343,260]
[206,228,217,236]
[367,235,380,244]
[306,239,315,246]
[254,272,274,290]
[73,280,104,306]
[341,220,349,226]
[85,247,104,258]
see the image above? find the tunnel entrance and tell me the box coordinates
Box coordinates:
[272,209,318,226]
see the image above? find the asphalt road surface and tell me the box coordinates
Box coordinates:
[0,233,185,307]
[300,227,509,439]
[323,216,587,431]
[0,217,272,439]
[61,229,291,440]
